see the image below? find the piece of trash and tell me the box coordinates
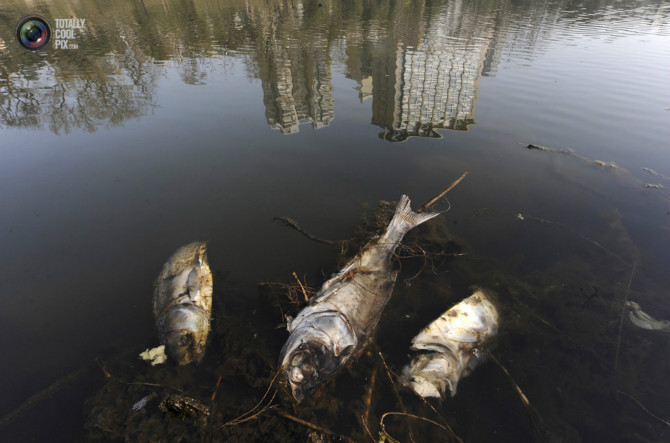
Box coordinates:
[132,393,157,412]
[278,195,440,402]
[626,301,670,331]
[159,394,210,419]
[139,345,167,366]
[526,144,547,150]
[153,241,213,366]
[515,213,525,221]
[402,288,500,398]
[643,183,664,189]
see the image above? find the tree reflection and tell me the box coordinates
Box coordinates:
[0,0,663,135]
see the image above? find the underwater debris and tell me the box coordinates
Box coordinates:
[642,167,670,181]
[159,394,210,419]
[626,301,670,331]
[278,195,440,402]
[132,393,157,412]
[402,288,500,398]
[153,241,213,365]
[643,183,664,189]
[139,345,167,366]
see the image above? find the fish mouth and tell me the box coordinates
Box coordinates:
[158,305,209,365]
[283,342,331,402]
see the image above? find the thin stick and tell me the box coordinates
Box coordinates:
[273,217,338,245]
[361,414,377,442]
[378,352,416,443]
[487,351,550,439]
[0,366,90,428]
[615,261,637,375]
[418,172,468,212]
[224,391,278,426]
[381,412,453,442]
[292,272,309,302]
[362,365,378,429]
[95,358,112,379]
[617,390,670,426]
[487,352,530,408]
[126,382,166,388]
[276,410,355,442]
[211,375,223,401]
[379,353,462,443]
[222,370,280,427]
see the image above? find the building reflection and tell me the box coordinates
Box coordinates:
[0,0,654,137]
[364,2,498,142]
[259,46,334,135]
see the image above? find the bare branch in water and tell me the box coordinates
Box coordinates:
[273,217,340,245]
[418,172,468,213]
[380,412,455,443]
[276,410,356,442]
[222,370,280,427]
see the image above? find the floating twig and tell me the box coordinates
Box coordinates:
[418,172,468,213]
[273,217,339,245]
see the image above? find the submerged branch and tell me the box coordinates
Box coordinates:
[273,217,339,245]
[276,410,355,442]
[222,370,280,427]
[0,365,92,429]
[617,390,670,427]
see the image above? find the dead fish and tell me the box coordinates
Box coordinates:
[402,288,499,398]
[626,301,670,331]
[153,241,213,365]
[279,195,439,401]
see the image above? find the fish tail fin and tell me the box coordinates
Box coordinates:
[381,195,440,245]
[392,194,440,231]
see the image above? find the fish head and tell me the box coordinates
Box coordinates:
[279,312,356,402]
[158,305,210,365]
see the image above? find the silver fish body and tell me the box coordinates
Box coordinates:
[153,241,213,365]
[626,301,670,331]
[402,288,499,398]
[279,195,439,401]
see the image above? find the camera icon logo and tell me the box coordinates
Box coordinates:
[16,16,51,50]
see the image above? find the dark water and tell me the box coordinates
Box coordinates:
[1,0,669,441]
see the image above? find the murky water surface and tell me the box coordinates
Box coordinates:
[1,0,669,441]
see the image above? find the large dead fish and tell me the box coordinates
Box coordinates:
[279,195,439,401]
[153,241,213,365]
[402,288,499,398]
